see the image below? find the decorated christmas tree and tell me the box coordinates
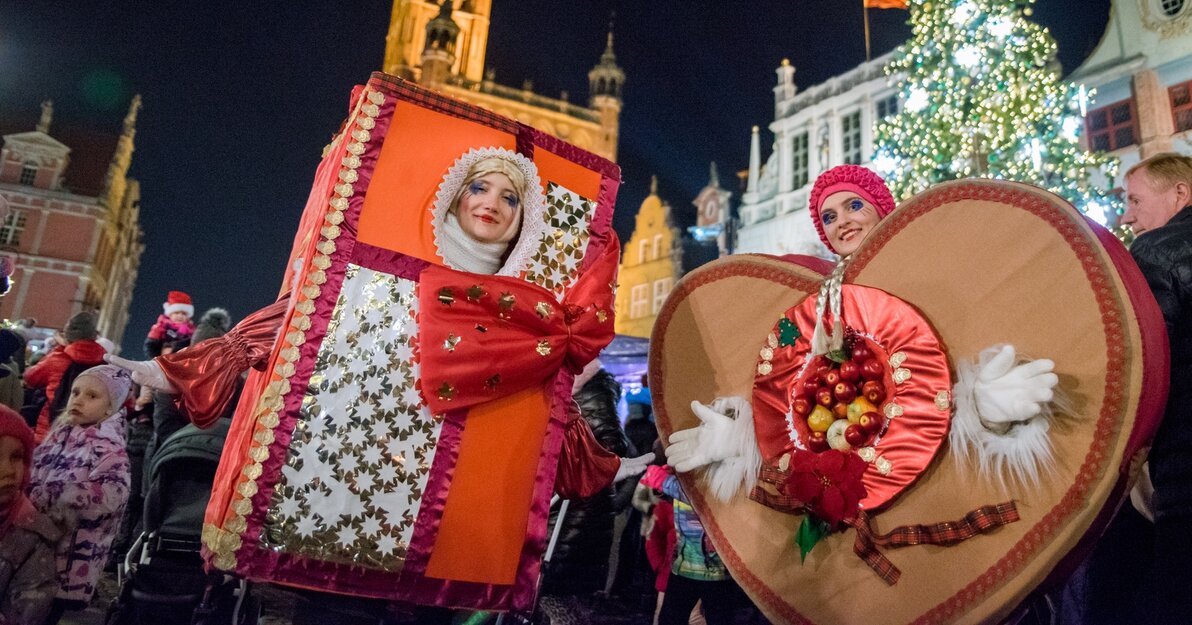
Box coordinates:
[873,0,1121,226]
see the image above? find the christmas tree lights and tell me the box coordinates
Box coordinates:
[874,0,1121,226]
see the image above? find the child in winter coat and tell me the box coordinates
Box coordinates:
[0,405,58,625]
[144,291,196,358]
[23,312,106,443]
[28,365,132,623]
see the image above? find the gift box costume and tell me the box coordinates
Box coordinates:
[651,178,1169,624]
[150,75,621,611]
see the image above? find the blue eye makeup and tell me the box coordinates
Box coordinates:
[821,211,835,225]
[848,199,864,211]
[503,194,519,208]
[468,181,485,194]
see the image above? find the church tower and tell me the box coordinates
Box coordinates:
[588,27,625,161]
[420,1,460,86]
[383,0,491,82]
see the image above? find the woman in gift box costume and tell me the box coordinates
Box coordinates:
[109,75,644,613]
[651,165,1170,624]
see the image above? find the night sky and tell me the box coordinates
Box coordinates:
[0,1,1110,351]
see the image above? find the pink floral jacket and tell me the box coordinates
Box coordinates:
[27,414,130,604]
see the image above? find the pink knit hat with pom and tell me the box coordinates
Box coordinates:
[807,165,896,252]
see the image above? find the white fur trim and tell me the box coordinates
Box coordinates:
[163,303,194,318]
[950,345,1066,490]
[702,396,763,502]
[430,146,547,277]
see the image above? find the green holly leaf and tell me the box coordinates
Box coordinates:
[795,516,832,562]
[826,349,848,364]
[778,317,800,347]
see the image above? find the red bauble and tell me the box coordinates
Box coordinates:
[833,382,857,404]
[860,359,885,381]
[862,380,886,404]
[839,360,861,382]
[844,423,868,447]
[858,411,884,434]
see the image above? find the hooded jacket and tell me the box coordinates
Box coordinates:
[24,340,107,442]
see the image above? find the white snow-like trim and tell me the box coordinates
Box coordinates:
[701,396,763,502]
[950,345,1069,491]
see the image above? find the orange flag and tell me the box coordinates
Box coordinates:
[865,0,908,8]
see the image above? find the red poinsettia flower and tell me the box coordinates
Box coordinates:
[784,449,868,528]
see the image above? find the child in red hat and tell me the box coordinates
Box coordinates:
[144,291,196,358]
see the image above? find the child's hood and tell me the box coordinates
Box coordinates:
[64,339,107,365]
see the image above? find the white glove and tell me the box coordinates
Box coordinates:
[973,345,1058,432]
[104,354,178,394]
[614,452,655,482]
[667,400,745,473]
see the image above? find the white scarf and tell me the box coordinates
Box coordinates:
[440,212,507,274]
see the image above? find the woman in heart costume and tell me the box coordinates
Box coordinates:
[106,76,644,614]
[652,165,1169,624]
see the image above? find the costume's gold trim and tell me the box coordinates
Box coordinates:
[203,88,386,570]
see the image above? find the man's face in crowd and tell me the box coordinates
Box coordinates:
[1124,169,1189,236]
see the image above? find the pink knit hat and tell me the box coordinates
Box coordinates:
[0,405,33,484]
[75,364,133,412]
[807,165,896,252]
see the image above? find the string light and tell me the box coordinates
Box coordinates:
[873,0,1121,230]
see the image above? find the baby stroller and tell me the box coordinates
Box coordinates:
[105,418,260,625]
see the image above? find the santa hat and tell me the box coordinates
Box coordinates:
[807,164,897,252]
[163,290,194,318]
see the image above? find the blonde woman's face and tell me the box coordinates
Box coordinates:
[456,172,521,244]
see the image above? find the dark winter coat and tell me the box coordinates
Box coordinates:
[0,500,59,625]
[1130,205,1192,518]
[541,370,629,596]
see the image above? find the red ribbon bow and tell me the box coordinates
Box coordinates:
[418,241,619,414]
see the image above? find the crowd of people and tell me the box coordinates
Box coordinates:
[0,150,1189,625]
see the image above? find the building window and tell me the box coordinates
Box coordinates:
[630,284,649,319]
[652,277,673,314]
[0,211,26,247]
[1086,99,1138,152]
[638,239,649,263]
[842,111,862,165]
[1161,0,1186,17]
[792,132,809,188]
[19,162,37,186]
[875,94,900,119]
[1170,80,1192,133]
[652,234,663,260]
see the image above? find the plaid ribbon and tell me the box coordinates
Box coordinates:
[846,502,1020,585]
[749,463,805,513]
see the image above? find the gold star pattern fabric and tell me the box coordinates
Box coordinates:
[264,265,440,571]
[521,183,595,299]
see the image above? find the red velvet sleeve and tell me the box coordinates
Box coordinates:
[156,297,289,428]
[554,403,621,499]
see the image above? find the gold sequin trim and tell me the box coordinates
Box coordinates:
[757,361,773,376]
[466,285,486,301]
[438,382,455,400]
[884,403,903,419]
[889,351,907,368]
[443,334,461,352]
[535,301,551,319]
[935,390,951,411]
[438,287,455,305]
[892,368,911,384]
[536,340,552,356]
[759,347,774,361]
[595,310,608,323]
[858,447,877,463]
[216,88,385,573]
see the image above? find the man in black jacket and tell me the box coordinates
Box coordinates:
[1123,152,1192,625]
